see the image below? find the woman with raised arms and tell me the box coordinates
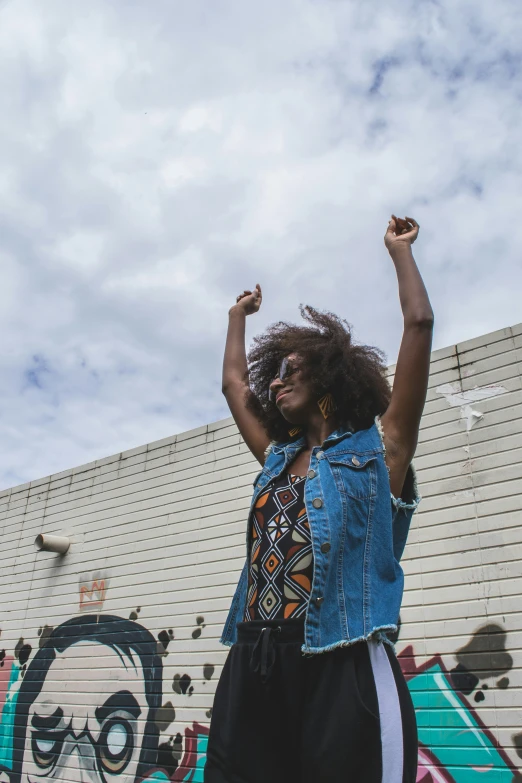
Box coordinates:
[204,216,433,783]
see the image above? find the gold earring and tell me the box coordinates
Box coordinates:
[288,427,301,437]
[317,392,336,420]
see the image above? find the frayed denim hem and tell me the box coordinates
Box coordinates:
[374,415,389,475]
[264,441,275,459]
[392,459,422,510]
[375,414,422,512]
[300,624,398,656]
[391,492,421,511]
[375,630,396,652]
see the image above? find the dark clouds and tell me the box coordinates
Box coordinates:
[0,0,520,487]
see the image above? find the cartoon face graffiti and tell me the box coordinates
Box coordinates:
[12,616,162,783]
[22,643,147,782]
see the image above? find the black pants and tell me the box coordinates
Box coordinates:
[204,619,417,783]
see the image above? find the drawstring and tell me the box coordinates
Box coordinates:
[249,626,281,683]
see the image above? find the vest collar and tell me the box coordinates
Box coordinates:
[270,426,354,456]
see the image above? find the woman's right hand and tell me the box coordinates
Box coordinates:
[223,281,270,464]
[230,283,262,316]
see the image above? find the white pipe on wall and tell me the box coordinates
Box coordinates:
[35,534,71,554]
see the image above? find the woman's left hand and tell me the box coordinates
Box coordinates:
[384,215,419,251]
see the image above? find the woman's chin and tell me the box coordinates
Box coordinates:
[281,412,300,427]
[277,400,303,426]
[278,401,293,418]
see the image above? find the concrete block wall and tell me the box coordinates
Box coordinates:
[0,322,521,782]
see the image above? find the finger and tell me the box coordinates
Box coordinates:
[397,219,413,235]
[405,216,419,228]
[386,217,397,234]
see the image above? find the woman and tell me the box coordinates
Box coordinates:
[204,216,433,783]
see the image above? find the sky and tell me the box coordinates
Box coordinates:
[0,0,520,489]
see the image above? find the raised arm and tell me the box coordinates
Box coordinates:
[222,284,271,465]
[379,216,434,498]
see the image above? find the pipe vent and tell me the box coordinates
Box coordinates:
[35,534,70,554]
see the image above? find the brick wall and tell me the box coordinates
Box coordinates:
[0,322,521,781]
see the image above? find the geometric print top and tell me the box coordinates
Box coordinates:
[244,473,314,621]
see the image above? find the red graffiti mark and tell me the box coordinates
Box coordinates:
[79,580,106,611]
[397,644,426,681]
[139,722,210,783]
[0,656,14,716]
[172,722,209,782]
[417,747,455,782]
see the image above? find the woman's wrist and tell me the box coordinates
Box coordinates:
[228,305,247,318]
[388,243,414,263]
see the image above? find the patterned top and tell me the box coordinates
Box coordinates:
[245,473,314,621]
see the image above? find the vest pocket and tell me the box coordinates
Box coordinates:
[328,453,377,499]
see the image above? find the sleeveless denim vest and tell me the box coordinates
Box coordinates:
[220,416,421,655]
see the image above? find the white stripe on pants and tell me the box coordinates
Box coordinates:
[368,641,404,783]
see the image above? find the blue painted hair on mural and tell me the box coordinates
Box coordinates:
[11,615,163,783]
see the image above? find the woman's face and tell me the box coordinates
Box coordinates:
[268,353,318,424]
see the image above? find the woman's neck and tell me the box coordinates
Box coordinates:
[302,414,339,449]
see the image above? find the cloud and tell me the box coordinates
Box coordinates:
[0,0,520,486]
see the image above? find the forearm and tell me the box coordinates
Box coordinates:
[222,307,249,393]
[389,245,434,326]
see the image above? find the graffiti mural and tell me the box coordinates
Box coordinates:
[396,620,521,782]
[0,610,520,782]
[399,646,519,781]
[0,615,209,783]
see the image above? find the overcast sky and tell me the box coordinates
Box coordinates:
[0,0,520,489]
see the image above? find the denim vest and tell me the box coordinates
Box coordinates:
[220,417,421,655]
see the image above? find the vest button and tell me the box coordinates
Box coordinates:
[351,456,361,466]
[316,450,325,460]
[321,542,331,553]
[312,498,323,509]
[307,469,316,479]
[315,596,324,606]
